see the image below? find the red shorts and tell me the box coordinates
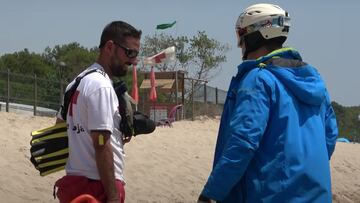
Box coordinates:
[54,175,125,203]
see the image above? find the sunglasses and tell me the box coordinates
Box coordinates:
[113,41,139,58]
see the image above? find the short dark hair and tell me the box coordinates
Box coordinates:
[99,21,142,48]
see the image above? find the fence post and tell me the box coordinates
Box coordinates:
[175,71,179,121]
[204,82,207,115]
[191,79,194,121]
[215,87,218,105]
[59,79,63,106]
[33,74,37,116]
[6,69,10,112]
[142,92,145,114]
[175,71,178,105]
[181,73,185,120]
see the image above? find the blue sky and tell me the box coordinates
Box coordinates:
[1,0,359,106]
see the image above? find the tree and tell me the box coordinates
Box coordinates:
[0,49,59,107]
[331,101,360,142]
[140,33,191,72]
[0,43,100,109]
[0,48,53,77]
[43,42,98,82]
[140,31,230,101]
[141,31,230,80]
[188,31,230,83]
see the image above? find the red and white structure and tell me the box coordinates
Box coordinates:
[143,46,176,66]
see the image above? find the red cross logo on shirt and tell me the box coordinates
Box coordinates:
[69,90,80,117]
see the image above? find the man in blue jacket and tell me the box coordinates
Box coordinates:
[198,3,338,203]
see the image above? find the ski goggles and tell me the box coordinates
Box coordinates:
[236,16,290,45]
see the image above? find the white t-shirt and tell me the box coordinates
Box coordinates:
[60,63,125,182]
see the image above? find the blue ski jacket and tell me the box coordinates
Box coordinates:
[201,48,338,203]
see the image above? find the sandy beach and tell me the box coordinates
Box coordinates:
[0,111,359,203]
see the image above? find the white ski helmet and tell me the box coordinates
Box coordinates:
[235,3,290,58]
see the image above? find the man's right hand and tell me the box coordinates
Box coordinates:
[122,136,132,145]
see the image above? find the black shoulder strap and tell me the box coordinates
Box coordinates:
[60,69,100,120]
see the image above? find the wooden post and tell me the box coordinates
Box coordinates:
[6,69,10,112]
[204,82,207,115]
[175,71,179,121]
[181,74,185,120]
[175,71,179,104]
[142,92,145,113]
[215,87,218,105]
[33,74,37,116]
[58,61,66,107]
[191,79,194,121]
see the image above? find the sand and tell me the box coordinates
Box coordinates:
[0,111,359,203]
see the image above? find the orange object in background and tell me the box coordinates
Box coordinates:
[131,65,139,104]
[70,194,100,203]
[149,66,157,102]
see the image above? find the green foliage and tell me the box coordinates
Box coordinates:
[36,77,62,109]
[0,41,359,145]
[189,31,230,80]
[0,49,54,77]
[0,42,99,110]
[140,33,191,71]
[332,101,360,142]
[0,41,359,143]
[140,31,230,104]
[43,42,98,81]
[0,70,61,109]
[140,31,230,82]
[0,43,99,83]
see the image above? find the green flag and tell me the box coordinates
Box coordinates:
[156,21,176,30]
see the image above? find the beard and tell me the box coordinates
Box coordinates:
[110,59,128,77]
[109,50,131,77]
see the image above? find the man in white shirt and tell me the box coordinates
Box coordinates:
[55,21,141,203]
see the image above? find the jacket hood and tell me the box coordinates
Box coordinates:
[237,48,326,106]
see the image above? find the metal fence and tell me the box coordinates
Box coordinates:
[184,79,226,119]
[192,83,227,104]
[0,69,64,116]
[0,69,228,119]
